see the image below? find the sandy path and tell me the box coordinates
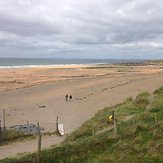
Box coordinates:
[0,70,163,160]
[0,135,65,160]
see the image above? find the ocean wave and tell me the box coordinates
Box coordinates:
[0,63,103,69]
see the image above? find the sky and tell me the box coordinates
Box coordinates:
[0,0,163,59]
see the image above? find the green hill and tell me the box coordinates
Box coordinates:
[2,86,163,163]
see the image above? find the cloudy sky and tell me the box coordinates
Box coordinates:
[0,0,163,59]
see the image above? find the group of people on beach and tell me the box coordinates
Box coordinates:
[65,94,73,101]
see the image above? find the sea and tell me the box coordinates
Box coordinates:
[0,58,146,68]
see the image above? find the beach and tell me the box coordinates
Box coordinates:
[0,63,163,159]
[0,63,163,131]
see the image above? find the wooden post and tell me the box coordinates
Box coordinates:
[0,119,2,142]
[92,128,95,138]
[153,129,156,136]
[154,115,157,124]
[112,110,115,120]
[37,134,42,163]
[37,122,42,163]
[3,109,6,140]
[113,111,117,136]
[65,134,69,154]
[114,120,117,136]
[132,120,135,126]
[27,121,29,127]
[56,116,58,134]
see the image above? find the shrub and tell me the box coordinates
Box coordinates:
[134,92,150,111]
[154,86,163,95]
[149,108,160,113]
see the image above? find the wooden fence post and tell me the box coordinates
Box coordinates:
[37,122,42,163]
[92,128,95,138]
[132,119,135,126]
[65,130,69,156]
[3,109,6,140]
[0,119,2,142]
[154,115,157,124]
[27,121,29,127]
[56,116,58,134]
[113,111,117,136]
[112,110,115,120]
[114,120,117,136]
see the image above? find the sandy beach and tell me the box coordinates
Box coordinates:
[0,63,163,159]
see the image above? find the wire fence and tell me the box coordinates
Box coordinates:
[7,122,57,135]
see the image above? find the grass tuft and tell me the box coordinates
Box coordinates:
[154,86,163,95]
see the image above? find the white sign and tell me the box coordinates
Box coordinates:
[58,123,64,136]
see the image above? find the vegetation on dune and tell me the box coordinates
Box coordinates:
[154,86,163,95]
[0,129,57,146]
[0,130,35,146]
[1,86,163,163]
[146,59,163,66]
[149,60,163,63]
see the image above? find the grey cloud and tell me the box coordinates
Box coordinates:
[0,0,163,59]
[0,15,62,37]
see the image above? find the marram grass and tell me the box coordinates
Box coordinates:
[1,86,163,163]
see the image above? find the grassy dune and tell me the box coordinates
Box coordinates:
[1,86,163,163]
[0,130,33,146]
[148,60,163,64]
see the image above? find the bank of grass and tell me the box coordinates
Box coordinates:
[147,60,163,66]
[0,130,57,146]
[0,130,35,146]
[149,60,163,63]
[1,86,163,163]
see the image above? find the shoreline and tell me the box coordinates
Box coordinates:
[0,58,152,69]
[0,60,163,70]
[0,63,97,69]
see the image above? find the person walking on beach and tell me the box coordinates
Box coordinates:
[69,95,72,100]
[65,94,68,101]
